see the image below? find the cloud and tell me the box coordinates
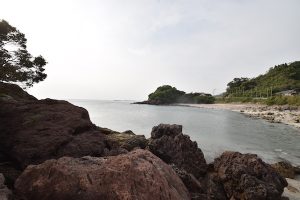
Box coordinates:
[1,0,299,99]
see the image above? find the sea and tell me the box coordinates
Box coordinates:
[69,99,300,168]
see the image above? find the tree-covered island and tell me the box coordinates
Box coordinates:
[135,85,215,105]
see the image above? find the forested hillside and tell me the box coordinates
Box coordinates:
[225,61,300,97]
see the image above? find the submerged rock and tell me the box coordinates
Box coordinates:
[213,151,288,200]
[148,124,207,179]
[15,149,190,200]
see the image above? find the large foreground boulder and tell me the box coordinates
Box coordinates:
[213,151,288,200]
[0,98,109,169]
[148,124,207,178]
[15,149,190,200]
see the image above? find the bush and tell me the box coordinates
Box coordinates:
[266,96,300,106]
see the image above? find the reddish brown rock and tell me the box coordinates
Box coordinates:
[147,124,207,179]
[213,151,288,200]
[15,149,190,200]
[0,98,110,169]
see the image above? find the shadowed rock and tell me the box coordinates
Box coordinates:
[148,124,207,178]
[272,161,295,179]
[99,127,148,151]
[0,82,36,101]
[213,151,288,200]
[0,173,12,200]
[15,149,190,200]
[0,98,108,169]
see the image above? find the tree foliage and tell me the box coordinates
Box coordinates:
[0,20,47,87]
[225,61,300,97]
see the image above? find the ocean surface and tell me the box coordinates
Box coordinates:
[69,99,300,167]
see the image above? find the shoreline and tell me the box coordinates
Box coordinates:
[176,103,300,130]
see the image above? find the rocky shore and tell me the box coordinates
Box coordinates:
[0,82,299,199]
[178,103,300,130]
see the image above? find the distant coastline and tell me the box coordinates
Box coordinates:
[176,103,300,130]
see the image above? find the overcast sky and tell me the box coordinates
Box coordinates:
[1,0,300,100]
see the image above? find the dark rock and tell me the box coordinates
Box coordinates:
[15,149,190,200]
[133,99,166,105]
[0,161,22,189]
[205,172,227,200]
[122,130,135,135]
[171,165,206,199]
[103,128,148,151]
[151,124,183,139]
[0,82,36,101]
[148,124,207,179]
[294,166,300,175]
[213,151,288,200]
[272,161,295,179]
[0,98,108,169]
[0,173,12,200]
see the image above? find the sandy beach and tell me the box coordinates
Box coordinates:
[177,103,300,130]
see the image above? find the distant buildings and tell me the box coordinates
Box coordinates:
[275,89,299,96]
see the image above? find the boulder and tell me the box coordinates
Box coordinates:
[0,173,12,200]
[0,98,109,169]
[15,149,190,200]
[272,161,295,179]
[100,127,148,151]
[213,151,288,200]
[171,165,207,199]
[148,124,207,178]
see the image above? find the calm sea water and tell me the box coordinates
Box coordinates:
[69,100,300,166]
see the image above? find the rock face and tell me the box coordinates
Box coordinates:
[213,151,288,200]
[0,82,36,101]
[0,98,108,169]
[0,173,12,200]
[148,124,207,179]
[15,149,190,200]
[271,161,295,179]
[100,127,148,151]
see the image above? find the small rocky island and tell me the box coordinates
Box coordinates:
[0,82,299,200]
[135,85,215,105]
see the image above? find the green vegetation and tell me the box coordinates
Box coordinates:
[148,85,215,104]
[225,61,300,98]
[266,96,300,106]
[216,96,300,106]
[0,20,47,87]
[221,61,300,106]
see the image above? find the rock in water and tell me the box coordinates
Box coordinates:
[213,151,288,200]
[271,161,295,179]
[148,124,207,178]
[15,149,190,200]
